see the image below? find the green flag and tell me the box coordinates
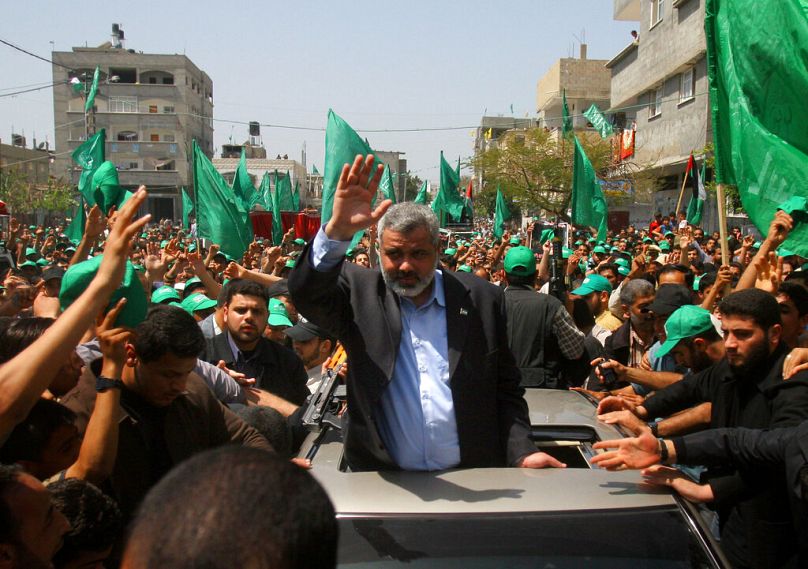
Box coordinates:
[71,129,105,205]
[270,178,284,246]
[182,187,194,230]
[571,136,608,241]
[312,165,320,176]
[193,140,252,259]
[493,186,511,239]
[84,66,100,113]
[64,196,86,245]
[258,172,272,210]
[431,152,465,225]
[292,180,301,212]
[232,148,259,210]
[413,180,429,204]
[706,0,808,256]
[582,104,614,139]
[685,159,706,226]
[562,89,573,136]
[379,164,397,204]
[90,161,132,216]
[321,110,378,225]
[275,171,295,211]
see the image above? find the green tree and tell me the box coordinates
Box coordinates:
[0,169,76,215]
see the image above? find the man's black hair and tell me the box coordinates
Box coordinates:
[0,399,76,464]
[660,264,695,289]
[778,281,808,317]
[133,305,206,363]
[235,406,292,458]
[49,478,122,567]
[124,446,337,569]
[224,278,269,306]
[597,263,618,276]
[719,288,782,329]
[698,272,717,293]
[0,317,55,364]
[0,464,23,544]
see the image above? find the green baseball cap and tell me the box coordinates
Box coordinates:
[293,238,306,246]
[618,266,631,276]
[25,247,38,257]
[151,285,181,304]
[664,231,675,237]
[508,237,521,245]
[284,258,296,269]
[574,240,583,246]
[457,264,472,273]
[659,241,671,251]
[656,305,715,358]
[615,257,631,269]
[19,260,38,268]
[643,237,654,244]
[503,246,536,276]
[570,274,613,296]
[59,256,147,328]
[444,248,457,256]
[36,258,49,266]
[593,245,607,254]
[180,293,217,315]
[268,298,293,327]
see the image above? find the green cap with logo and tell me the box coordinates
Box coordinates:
[656,305,715,358]
[444,248,457,256]
[180,292,217,315]
[508,237,521,245]
[570,274,613,296]
[457,264,472,273]
[151,286,181,304]
[503,246,536,276]
[593,245,607,254]
[293,238,306,246]
[268,298,294,327]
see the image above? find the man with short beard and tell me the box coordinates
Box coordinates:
[598,288,808,569]
[289,155,563,472]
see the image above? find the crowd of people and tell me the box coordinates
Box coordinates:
[0,154,807,568]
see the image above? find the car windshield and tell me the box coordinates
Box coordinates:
[338,507,715,568]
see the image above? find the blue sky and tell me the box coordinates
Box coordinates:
[0,0,637,182]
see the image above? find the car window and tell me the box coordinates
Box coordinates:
[338,508,715,568]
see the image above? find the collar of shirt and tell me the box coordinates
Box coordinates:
[226,331,258,364]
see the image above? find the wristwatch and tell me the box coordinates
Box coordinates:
[96,376,124,393]
[648,421,659,437]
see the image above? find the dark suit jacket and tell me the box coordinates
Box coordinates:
[288,242,536,471]
[202,332,309,406]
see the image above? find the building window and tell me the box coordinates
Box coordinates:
[150,134,160,142]
[129,161,139,170]
[162,76,174,85]
[679,68,694,103]
[649,87,663,118]
[163,106,175,114]
[109,96,138,113]
[117,131,138,142]
[149,105,158,114]
[651,0,664,26]
[163,134,175,142]
[148,77,157,84]
[169,144,178,154]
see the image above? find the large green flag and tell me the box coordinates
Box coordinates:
[181,187,194,230]
[413,180,429,204]
[706,0,808,256]
[64,196,86,245]
[292,180,301,212]
[379,164,397,204]
[84,66,100,113]
[90,161,133,215]
[562,90,573,136]
[431,152,465,225]
[275,171,295,211]
[321,110,378,224]
[583,104,614,139]
[72,129,106,205]
[193,140,252,259]
[232,148,260,210]
[258,172,272,210]
[493,186,511,239]
[571,136,608,241]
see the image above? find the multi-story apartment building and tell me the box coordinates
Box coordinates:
[52,26,213,220]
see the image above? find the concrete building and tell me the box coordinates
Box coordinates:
[0,137,52,186]
[374,150,407,202]
[607,0,718,230]
[536,45,612,134]
[51,26,214,221]
[212,148,308,210]
[473,116,538,157]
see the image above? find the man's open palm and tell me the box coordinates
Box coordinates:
[325,154,392,241]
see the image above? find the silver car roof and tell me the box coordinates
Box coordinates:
[308,389,680,515]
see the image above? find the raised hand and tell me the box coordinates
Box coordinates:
[85,205,107,239]
[97,298,134,377]
[223,261,246,280]
[325,154,391,241]
[767,210,793,248]
[592,431,660,470]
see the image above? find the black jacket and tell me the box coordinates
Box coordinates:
[643,345,808,569]
[503,285,564,388]
[202,332,309,406]
[288,243,536,471]
[673,421,808,568]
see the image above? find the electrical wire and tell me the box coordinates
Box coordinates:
[0,80,70,98]
[0,37,73,70]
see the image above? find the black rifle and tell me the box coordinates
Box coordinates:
[302,345,347,432]
[549,230,567,302]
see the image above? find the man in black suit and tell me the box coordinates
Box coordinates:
[289,154,563,472]
[202,279,309,406]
